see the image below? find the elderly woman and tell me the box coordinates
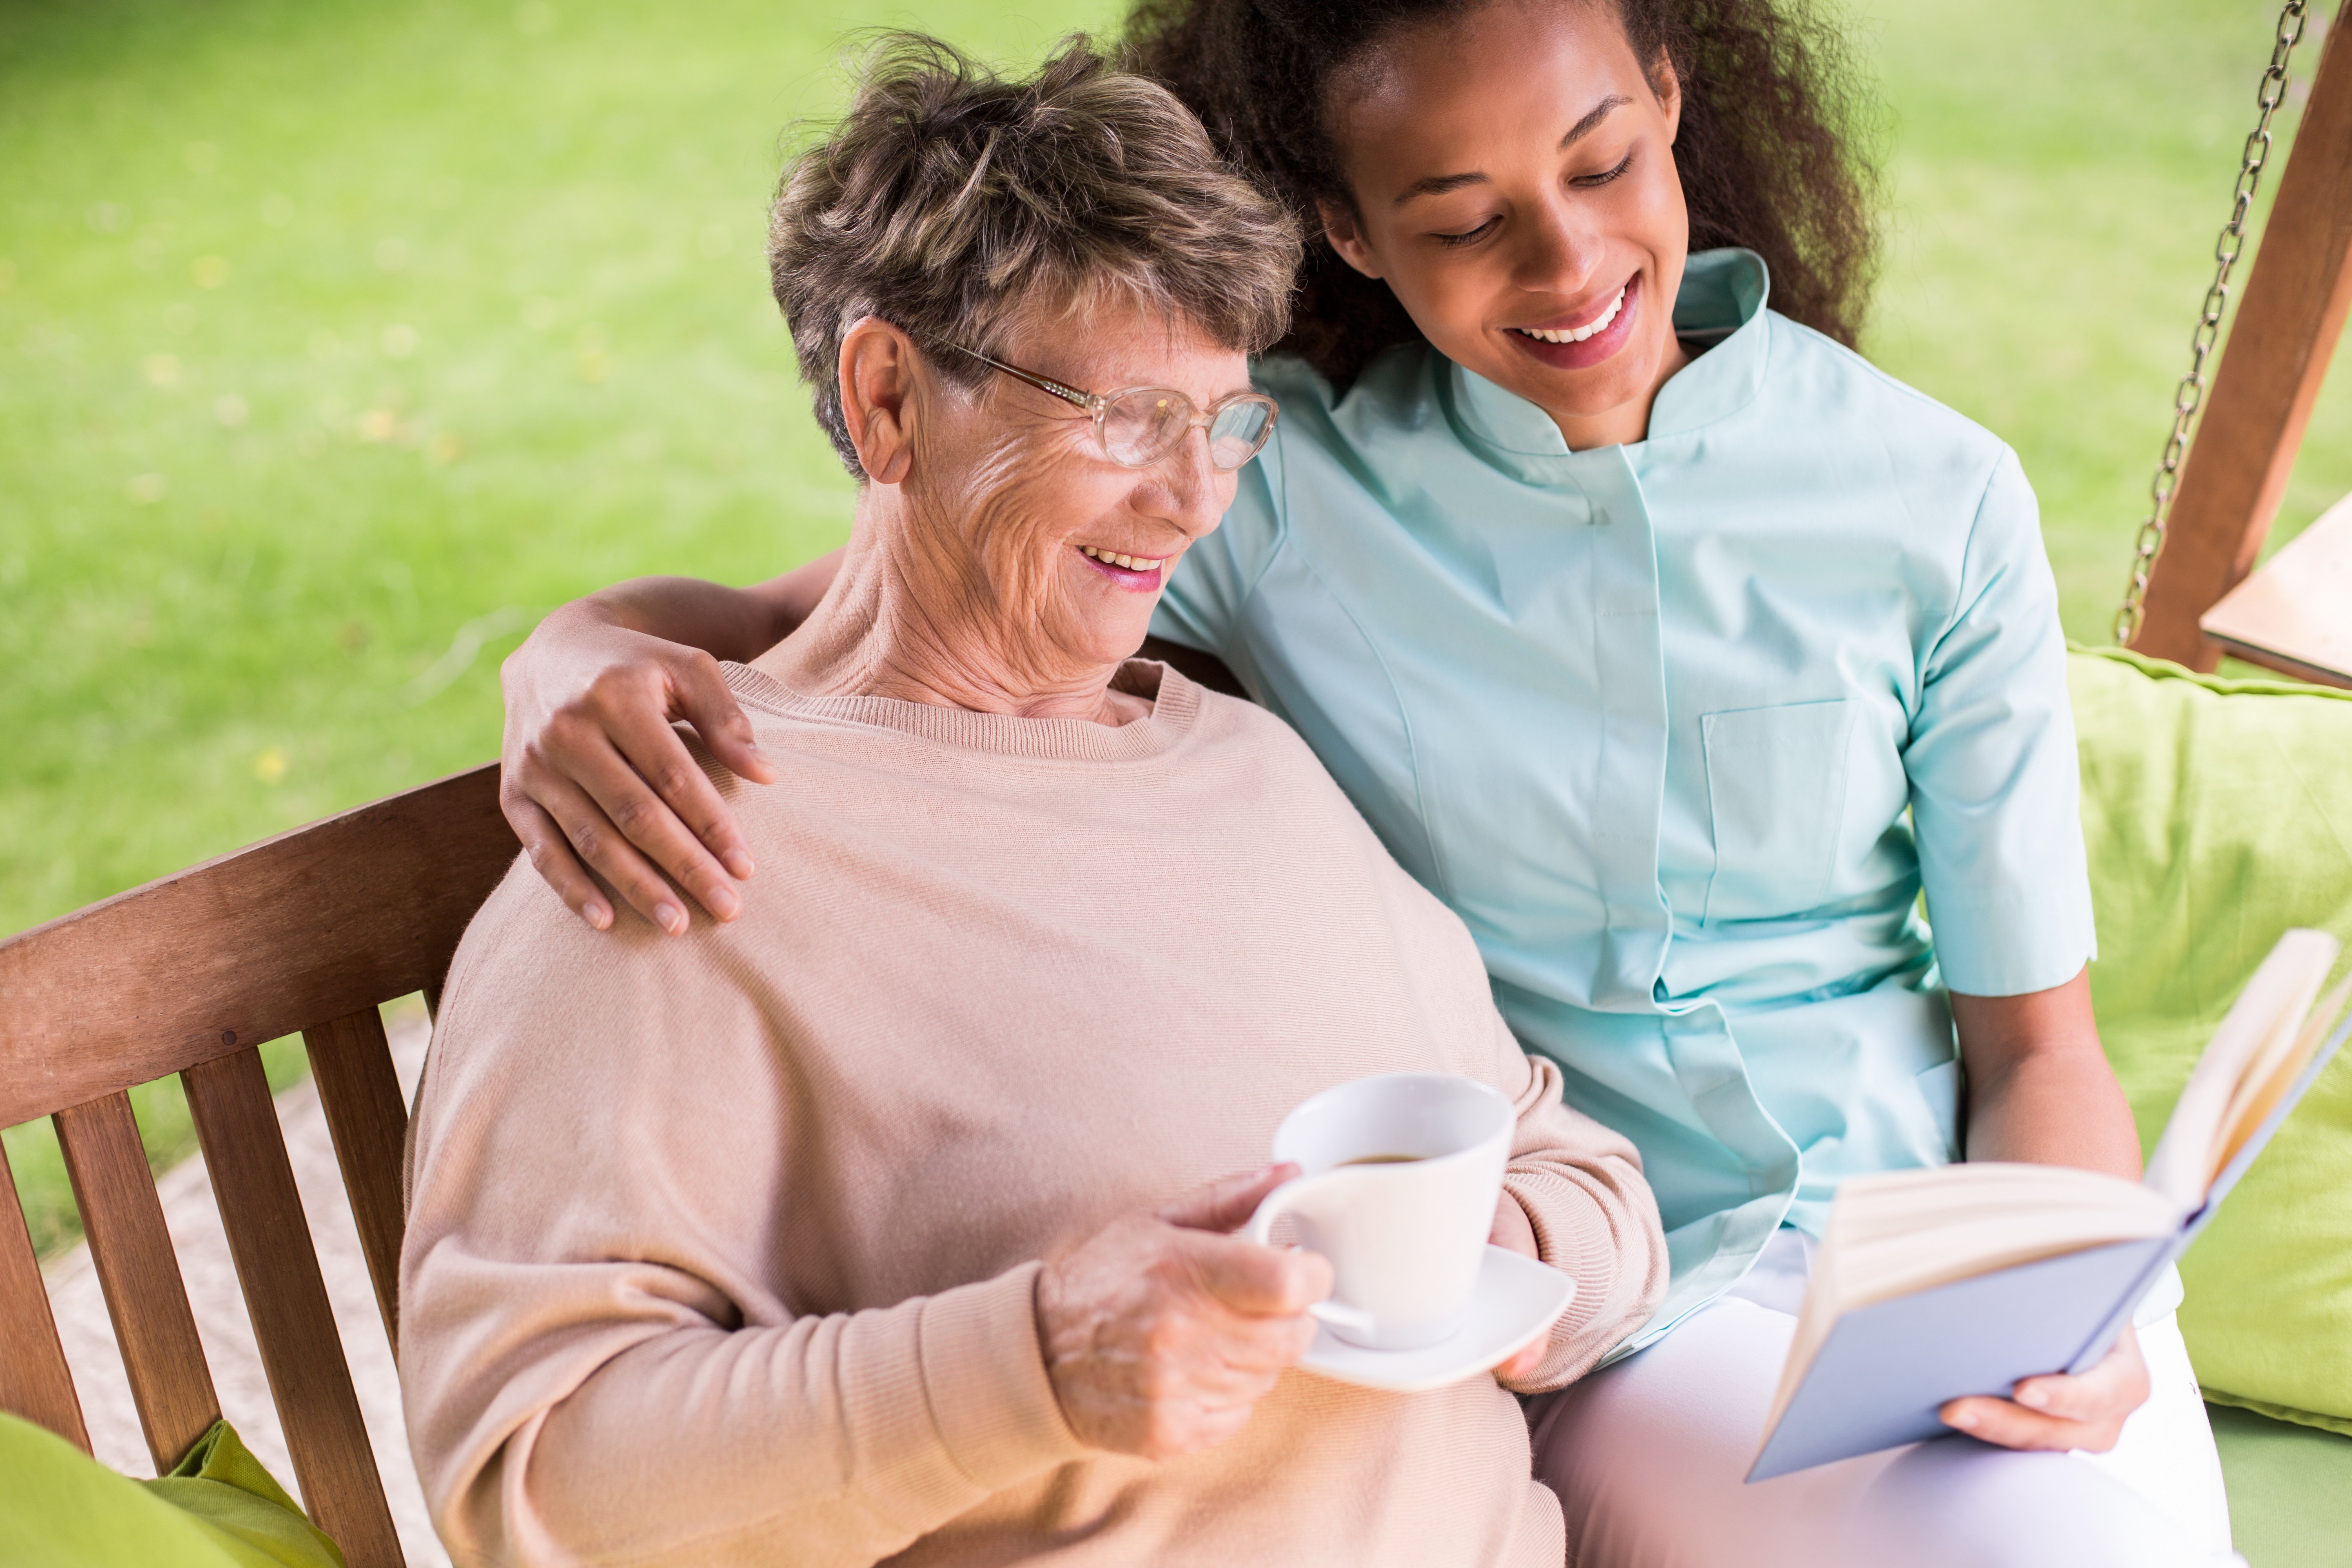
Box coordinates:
[399,37,1666,1568]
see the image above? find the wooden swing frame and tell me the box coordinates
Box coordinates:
[2129,0,2352,685]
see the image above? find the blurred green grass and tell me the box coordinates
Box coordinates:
[1855,0,2352,641]
[2,0,2347,1257]
[0,0,1125,1256]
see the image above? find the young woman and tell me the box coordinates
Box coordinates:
[494,2,2235,1561]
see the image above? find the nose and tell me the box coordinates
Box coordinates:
[1511,187,1604,300]
[1132,425,1232,540]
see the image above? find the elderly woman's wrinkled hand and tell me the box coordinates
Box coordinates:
[1036,1165,1334,1460]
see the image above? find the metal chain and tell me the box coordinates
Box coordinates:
[2113,0,2312,645]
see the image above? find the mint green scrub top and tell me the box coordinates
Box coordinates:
[1151,249,2096,1348]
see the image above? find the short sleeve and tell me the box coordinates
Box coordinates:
[1151,420,1287,657]
[1902,446,2096,996]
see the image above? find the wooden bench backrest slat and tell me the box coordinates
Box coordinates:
[0,763,514,1129]
[0,1145,89,1452]
[0,761,517,1556]
[302,1009,410,1351]
[185,1047,403,1568]
[53,1092,222,1471]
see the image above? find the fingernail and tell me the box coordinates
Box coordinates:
[722,850,755,880]
[655,902,685,935]
[1946,1408,1977,1432]
[708,886,742,920]
[583,900,611,930]
[2016,1385,2051,1411]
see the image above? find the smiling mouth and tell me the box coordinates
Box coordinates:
[1078,542,1167,589]
[1510,282,1628,345]
[1080,544,1166,572]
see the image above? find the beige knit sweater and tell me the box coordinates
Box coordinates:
[400,661,1667,1568]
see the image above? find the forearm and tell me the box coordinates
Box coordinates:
[425,1265,1082,1568]
[1962,1047,2142,1176]
[1954,969,2143,1179]
[572,550,846,663]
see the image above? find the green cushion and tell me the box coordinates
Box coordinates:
[2071,646,2352,1437]
[0,1412,345,1568]
[2207,1403,2352,1567]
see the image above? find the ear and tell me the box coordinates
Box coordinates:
[837,315,920,486]
[1649,51,1683,144]
[1318,198,1385,281]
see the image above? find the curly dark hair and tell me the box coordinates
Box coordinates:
[1125,0,1879,386]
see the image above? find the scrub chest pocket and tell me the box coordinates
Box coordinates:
[1699,699,1858,926]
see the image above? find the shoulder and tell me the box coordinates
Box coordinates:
[1764,314,2005,463]
[1252,343,1453,462]
[1168,346,1450,636]
[1174,676,1457,907]
[1757,313,2011,494]
[429,856,736,1083]
[1169,674,1392,826]
[1184,678,1319,759]
[410,849,771,1202]
[1740,314,2038,601]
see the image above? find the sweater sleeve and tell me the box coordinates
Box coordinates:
[398,870,1087,1568]
[1486,1038,1669,1392]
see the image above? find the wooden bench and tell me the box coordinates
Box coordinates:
[0,764,517,1568]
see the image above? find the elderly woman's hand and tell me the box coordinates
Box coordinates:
[1037,1165,1334,1460]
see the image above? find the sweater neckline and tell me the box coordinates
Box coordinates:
[721,658,1204,764]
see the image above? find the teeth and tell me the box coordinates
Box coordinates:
[1082,545,1163,571]
[1514,285,1626,345]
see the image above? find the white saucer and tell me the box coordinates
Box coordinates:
[1297,1246,1577,1394]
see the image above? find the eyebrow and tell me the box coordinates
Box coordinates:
[1390,94,1634,206]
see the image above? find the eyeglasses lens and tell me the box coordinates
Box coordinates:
[1100,389,1274,470]
[1207,400,1273,470]
[1100,390,1189,468]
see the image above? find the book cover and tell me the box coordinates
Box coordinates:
[1747,983,2350,1484]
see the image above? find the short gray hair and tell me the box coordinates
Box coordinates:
[768,33,1302,477]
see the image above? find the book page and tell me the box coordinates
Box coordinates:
[1826,1165,2175,1310]
[2144,930,2339,1209]
[2216,972,2352,1176]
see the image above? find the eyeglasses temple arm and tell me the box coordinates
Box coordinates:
[944,342,1097,413]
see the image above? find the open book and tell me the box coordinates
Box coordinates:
[1748,929,2352,1483]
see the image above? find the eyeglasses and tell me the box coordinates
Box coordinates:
[946,341,1278,472]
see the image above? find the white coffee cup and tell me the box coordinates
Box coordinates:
[1245,1073,1514,1352]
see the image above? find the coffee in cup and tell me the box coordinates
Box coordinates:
[1245,1073,1513,1352]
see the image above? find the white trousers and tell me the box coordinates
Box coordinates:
[1527,1231,2239,1568]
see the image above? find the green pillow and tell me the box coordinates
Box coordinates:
[0,1412,345,1568]
[2071,645,2352,1437]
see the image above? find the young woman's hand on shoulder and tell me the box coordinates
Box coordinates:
[499,558,838,932]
